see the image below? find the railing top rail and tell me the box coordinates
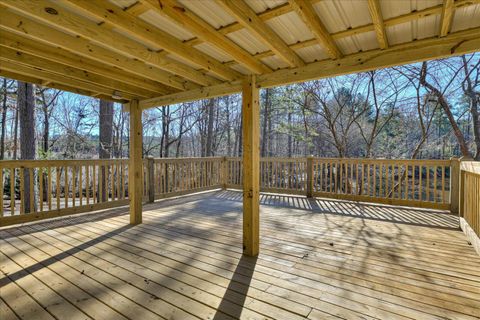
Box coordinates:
[0,158,128,168]
[153,156,224,162]
[460,161,480,174]
[312,158,451,165]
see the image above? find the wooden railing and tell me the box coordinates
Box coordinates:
[2,156,477,228]
[0,159,129,226]
[144,157,224,201]
[459,161,480,253]
[312,158,452,210]
[226,157,452,210]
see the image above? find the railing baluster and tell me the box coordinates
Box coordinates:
[39,168,43,212]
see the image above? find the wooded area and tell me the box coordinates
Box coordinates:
[1,55,479,163]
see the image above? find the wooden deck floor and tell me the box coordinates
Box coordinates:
[1,190,479,320]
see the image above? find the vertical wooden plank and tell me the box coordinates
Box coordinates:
[72,166,76,207]
[433,165,438,203]
[129,100,143,225]
[111,163,115,201]
[442,165,446,204]
[20,168,25,214]
[79,165,83,206]
[411,165,416,201]
[242,75,260,257]
[99,164,103,203]
[306,156,313,197]
[419,165,423,201]
[450,158,460,214]
[39,168,43,212]
[64,166,69,208]
[47,166,52,211]
[147,156,155,202]
[56,167,60,210]
[10,168,15,214]
[85,165,90,205]
[120,161,124,198]
[29,168,34,213]
[427,165,431,202]
[117,162,121,200]
[92,165,97,203]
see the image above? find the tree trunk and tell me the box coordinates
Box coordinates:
[261,88,271,157]
[99,99,114,202]
[206,98,215,156]
[13,103,18,160]
[0,78,7,160]
[18,81,36,213]
[420,62,472,157]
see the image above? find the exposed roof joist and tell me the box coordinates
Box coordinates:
[289,0,343,59]
[140,27,480,109]
[1,0,216,88]
[216,0,305,68]
[0,31,171,96]
[0,69,121,102]
[65,0,241,82]
[367,0,388,49]
[440,0,455,37]
[139,0,272,75]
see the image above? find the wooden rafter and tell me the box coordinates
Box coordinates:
[0,59,132,100]
[0,69,108,101]
[216,0,305,68]
[0,46,154,99]
[289,0,342,59]
[66,0,241,81]
[189,0,479,69]
[140,27,480,108]
[0,6,189,92]
[1,0,218,87]
[367,0,388,49]
[440,0,455,37]
[139,0,272,75]
[0,31,171,96]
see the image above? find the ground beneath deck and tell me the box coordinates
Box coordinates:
[1,190,479,320]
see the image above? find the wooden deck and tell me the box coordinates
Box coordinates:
[1,190,479,320]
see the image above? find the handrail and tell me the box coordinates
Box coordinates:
[0,158,129,226]
[0,156,468,227]
[225,157,452,210]
[459,161,480,254]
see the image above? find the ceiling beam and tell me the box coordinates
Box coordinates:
[1,0,219,87]
[140,27,480,108]
[66,0,241,81]
[187,0,479,69]
[0,69,122,102]
[139,0,271,75]
[140,80,243,110]
[440,0,455,37]
[0,7,190,92]
[367,0,388,49]
[216,0,305,68]
[0,31,171,96]
[0,46,153,99]
[0,59,133,101]
[289,0,343,59]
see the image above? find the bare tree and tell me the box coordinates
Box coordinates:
[99,99,113,201]
[18,81,36,213]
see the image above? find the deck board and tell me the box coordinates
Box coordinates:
[1,190,479,320]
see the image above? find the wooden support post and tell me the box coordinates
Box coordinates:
[147,156,155,203]
[242,75,260,257]
[128,99,143,224]
[450,157,460,215]
[306,155,314,198]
